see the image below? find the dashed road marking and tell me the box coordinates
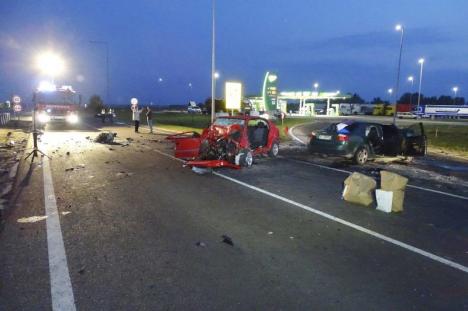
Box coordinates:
[42,157,76,311]
[152,147,468,274]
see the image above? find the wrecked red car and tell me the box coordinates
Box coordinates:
[169,116,280,168]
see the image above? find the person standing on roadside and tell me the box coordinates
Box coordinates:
[132,105,143,132]
[146,106,153,133]
[101,107,106,123]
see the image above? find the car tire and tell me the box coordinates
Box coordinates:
[268,142,279,158]
[240,149,253,167]
[354,146,369,165]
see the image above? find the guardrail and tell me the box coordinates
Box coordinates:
[0,112,11,125]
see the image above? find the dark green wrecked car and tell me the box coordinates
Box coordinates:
[308,121,427,164]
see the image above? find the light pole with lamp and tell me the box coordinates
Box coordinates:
[416,58,425,115]
[89,40,110,105]
[407,76,414,106]
[452,86,459,104]
[211,0,216,123]
[392,24,404,124]
[313,82,319,93]
[387,88,393,101]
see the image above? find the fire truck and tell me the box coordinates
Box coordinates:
[35,82,81,125]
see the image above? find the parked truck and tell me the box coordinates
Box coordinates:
[418,105,468,119]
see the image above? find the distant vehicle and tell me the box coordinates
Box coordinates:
[418,105,468,119]
[188,101,202,114]
[397,111,417,119]
[35,84,81,125]
[308,121,426,165]
[171,115,280,168]
[338,103,361,115]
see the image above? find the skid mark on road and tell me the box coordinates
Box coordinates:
[42,157,76,311]
[152,148,468,274]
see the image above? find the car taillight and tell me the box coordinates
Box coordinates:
[337,134,349,142]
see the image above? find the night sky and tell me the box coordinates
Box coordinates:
[1,0,467,106]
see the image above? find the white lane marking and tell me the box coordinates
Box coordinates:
[289,124,307,145]
[43,157,77,311]
[151,147,468,274]
[213,171,468,274]
[289,158,468,201]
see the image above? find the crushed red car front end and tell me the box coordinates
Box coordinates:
[167,115,280,169]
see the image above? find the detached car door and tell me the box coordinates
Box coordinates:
[174,137,202,159]
[402,123,427,156]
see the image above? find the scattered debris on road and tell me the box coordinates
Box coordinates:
[17,215,48,223]
[195,241,207,247]
[116,171,134,178]
[65,167,74,172]
[221,234,234,246]
[191,166,212,175]
[95,132,117,144]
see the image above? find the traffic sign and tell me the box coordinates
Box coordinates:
[13,104,22,112]
[12,95,21,104]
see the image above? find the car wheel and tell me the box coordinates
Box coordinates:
[268,142,279,158]
[354,146,368,165]
[240,149,253,167]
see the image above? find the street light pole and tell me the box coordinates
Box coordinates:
[452,86,459,104]
[416,58,424,115]
[407,76,414,106]
[393,24,404,124]
[90,40,110,105]
[211,0,216,123]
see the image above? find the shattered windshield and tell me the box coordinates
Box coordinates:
[213,118,245,127]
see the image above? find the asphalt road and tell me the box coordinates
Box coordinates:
[1,119,467,310]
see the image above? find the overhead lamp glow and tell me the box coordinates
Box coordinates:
[214,72,220,79]
[388,88,393,94]
[395,24,402,31]
[418,58,425,64]
[36,51,65,77]
[452,86,459,93]
[408,76,414,82]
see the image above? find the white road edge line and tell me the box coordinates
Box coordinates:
[152,147,468,274]
[289,127,468,201]
[289,124,307,145]
[43,157,77,311]
[213,171,468,274]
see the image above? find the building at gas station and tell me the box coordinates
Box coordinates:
[246,72,351,117]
